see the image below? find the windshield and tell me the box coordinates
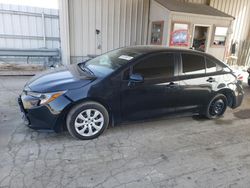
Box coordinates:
[81,49,142,77]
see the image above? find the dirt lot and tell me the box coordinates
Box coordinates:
[0,63,44,76]
[1,76,250,188]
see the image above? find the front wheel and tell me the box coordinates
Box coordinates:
[205,94,227,119]
[66,101,109,140]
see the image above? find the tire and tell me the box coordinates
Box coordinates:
[66,101,109,140]
[205,94,227,119]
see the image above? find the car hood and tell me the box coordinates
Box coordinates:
[25,64,95,93]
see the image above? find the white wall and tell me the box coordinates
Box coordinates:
[175,0,250,45]
[210,0,250,42]
[171,12,232,60]
[149,0,232,60]
[177,0,208,4]
[0,3,60,49]
[60,0,250,64]
[209,0,250,65]
[67,0,150,63]
[148,0,170,45]
[58,0,70,65]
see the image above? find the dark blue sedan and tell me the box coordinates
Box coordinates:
[18,46,244,140]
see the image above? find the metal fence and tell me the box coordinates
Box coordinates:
[0,48,60,68]
[0,4,60,66]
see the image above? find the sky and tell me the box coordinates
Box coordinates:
[0,0,58,9]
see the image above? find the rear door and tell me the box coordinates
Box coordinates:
[176,53,212,112]
[120,52,179,121]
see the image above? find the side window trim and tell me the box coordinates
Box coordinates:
[205,56,213,74]
[173,53,180,76]
[175,52,182,76]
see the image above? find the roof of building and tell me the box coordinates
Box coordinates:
[155,0,234,18]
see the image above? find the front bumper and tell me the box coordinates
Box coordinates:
[18,97,30,126]
[18,93,71,131]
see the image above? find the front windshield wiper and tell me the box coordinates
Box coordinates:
[78,64,96,78]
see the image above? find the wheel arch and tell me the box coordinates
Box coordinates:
[217,88,235,108]
[54,97,114,132]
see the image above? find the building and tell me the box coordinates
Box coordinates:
[59,0,250,66]
[59,0,150,65]
[149,0,234,60]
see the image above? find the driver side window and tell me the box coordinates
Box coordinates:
[133,53,175,80]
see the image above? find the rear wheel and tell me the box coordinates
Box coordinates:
[205,94,227,119]
[66,101,109,140]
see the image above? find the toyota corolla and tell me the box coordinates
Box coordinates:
[18,46,244,140]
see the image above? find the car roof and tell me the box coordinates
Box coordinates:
[123,45,206,56]
[121,45,225,65]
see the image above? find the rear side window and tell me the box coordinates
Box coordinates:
[181,54,205,75]
[206,57,223,73]
[133,53,175,80]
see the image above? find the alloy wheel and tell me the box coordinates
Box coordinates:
[74,109,104,137]
[209,99,225,116]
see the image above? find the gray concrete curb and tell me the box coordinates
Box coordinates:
[0,71,40,76]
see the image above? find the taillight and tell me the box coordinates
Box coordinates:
[237,75,244,81]
[238,76,243,80]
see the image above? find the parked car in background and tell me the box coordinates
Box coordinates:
[247,67,250,86]
[18,46,244,140]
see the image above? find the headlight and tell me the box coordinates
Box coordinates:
[27,91,66,105]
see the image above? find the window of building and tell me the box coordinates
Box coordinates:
[206,57,223,73]
[181,54,205,75]
[170,23,189,46]
[133,54,175,80]
[150,21,164,45]
[213,27,228,46]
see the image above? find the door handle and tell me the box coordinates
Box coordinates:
[206,77,215,83]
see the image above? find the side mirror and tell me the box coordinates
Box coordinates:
[129,73,144,83]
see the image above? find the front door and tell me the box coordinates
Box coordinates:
[120,53,179,121]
